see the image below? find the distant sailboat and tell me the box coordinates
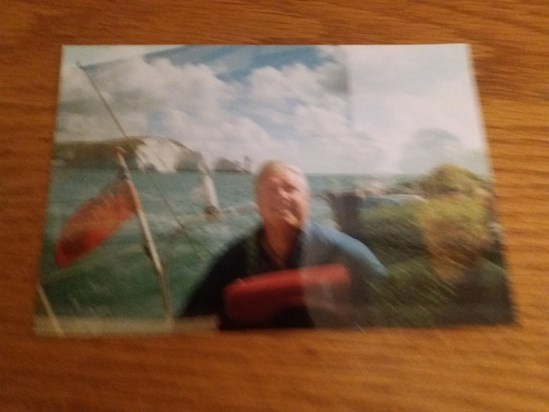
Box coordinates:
[192,160,220,220]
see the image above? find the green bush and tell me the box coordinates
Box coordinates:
[417,197,491,282]
[361,257,454,326]
[358,203,425,264]
[353,165,512,327]
[360,257,513,327]
[418,163,487,196]
[358,195,494,275]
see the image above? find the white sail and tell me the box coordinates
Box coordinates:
[191,161,220,219]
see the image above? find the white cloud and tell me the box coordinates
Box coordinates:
[55,45,488,175]
[56,56,237,142]
[345,44,486,172]
[247,66,290,106]
[293,104,349,142]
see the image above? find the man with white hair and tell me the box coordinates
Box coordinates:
[182,160,386,328]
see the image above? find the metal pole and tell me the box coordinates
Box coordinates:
[37,284,65,337]
[116,150,173,319]
[77,62,173,321]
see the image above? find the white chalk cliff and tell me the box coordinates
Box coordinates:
[55,136,205,173]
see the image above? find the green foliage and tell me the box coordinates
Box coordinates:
[358,203,425,264]
[354,163,512,327]
[418,197,491,282]
[363,258,455,326]
[358,168,493,273]
[360,257,512,327]
[418,163,487,197]
[381,258,453,304]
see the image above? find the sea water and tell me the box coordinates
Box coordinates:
[37,168,381,318]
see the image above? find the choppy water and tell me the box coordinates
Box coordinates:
[38,168,387,318]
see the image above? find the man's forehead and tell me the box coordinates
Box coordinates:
[254,161,309,193]
[265,168,296,179]
[262,168,303,184]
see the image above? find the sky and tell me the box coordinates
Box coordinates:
[57,44,490,175]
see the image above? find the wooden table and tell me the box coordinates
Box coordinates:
[1,1,547,410]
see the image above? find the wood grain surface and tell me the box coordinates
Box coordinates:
[1,1,547,410]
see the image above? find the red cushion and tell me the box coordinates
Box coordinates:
[223,264,351,326]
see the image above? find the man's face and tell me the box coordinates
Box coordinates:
[256,167,310,231]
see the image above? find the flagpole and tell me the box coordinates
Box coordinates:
[116,150,173,320]
[76,62,173,321]
[37,284,65,337]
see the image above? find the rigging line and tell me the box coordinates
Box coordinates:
[160,200,260,270]
[75,63,258,273]
[137,176,219,270]
[75,62,224,278]
[159,201,221,270]
[76,62,129,147]
[159,227,210,271]
[138,168,188,230]
[76,62,190,232]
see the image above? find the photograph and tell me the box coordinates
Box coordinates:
[34,44,514,336]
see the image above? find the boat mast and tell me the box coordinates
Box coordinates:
[77,62,173,320]
[116,150,173,319]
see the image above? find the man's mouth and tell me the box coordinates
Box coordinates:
[273,205,292,214]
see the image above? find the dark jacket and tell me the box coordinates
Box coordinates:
[181,221,386,322]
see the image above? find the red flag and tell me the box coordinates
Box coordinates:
[55,178,138,267]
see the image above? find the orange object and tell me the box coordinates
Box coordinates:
[223,264,352,327]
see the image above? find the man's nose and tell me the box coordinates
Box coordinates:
[274,187,290,200]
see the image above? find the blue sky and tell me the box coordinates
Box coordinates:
[58,44,489,175]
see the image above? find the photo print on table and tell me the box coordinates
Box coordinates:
[34,44,514,336]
